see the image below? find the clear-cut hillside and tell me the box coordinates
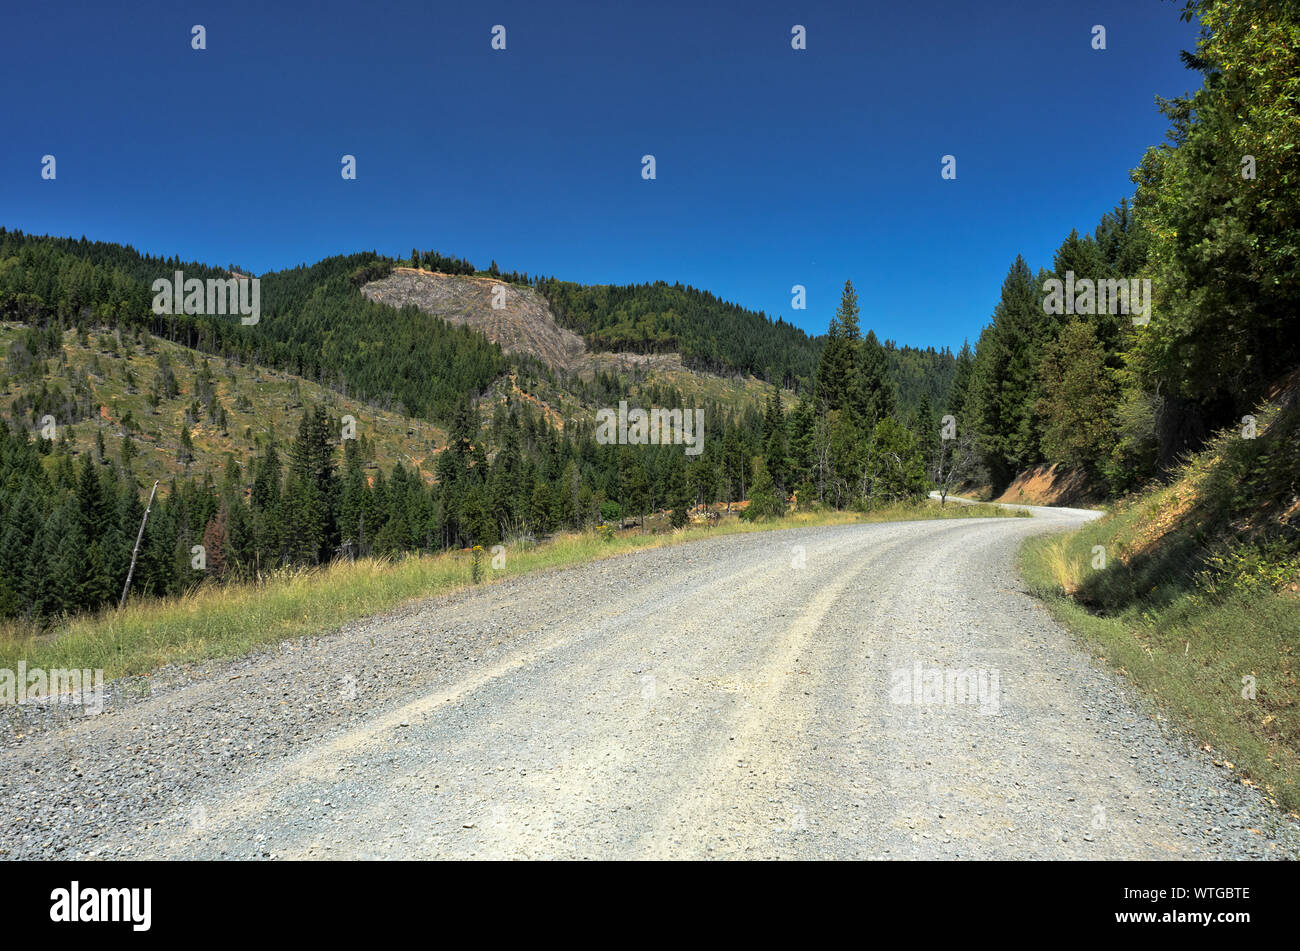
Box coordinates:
[361,268,588,372]
[361,268,789,419]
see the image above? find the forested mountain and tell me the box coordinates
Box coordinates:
[887,341,957,420]
[0,243,943,622]
[0,233,505,423]
[255,254,503,421]
[0,321,448,489]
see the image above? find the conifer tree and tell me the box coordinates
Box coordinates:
[815,281,859,413]
[967,256,1047,486]
[743,457,785,520]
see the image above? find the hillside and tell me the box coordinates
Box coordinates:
[361,267,788,421]
[0,246,952,629]
[0,225,967,631]
[980,464,1105,508]
[0,322,446,488]
[362,268,587,371]
[535,277,821,387]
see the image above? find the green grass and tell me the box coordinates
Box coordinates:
[0,498,1015,683]
[1020,392,1300,813]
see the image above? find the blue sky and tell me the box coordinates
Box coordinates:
[1,0,1202,351]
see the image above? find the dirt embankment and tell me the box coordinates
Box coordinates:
[977,465,1103,508]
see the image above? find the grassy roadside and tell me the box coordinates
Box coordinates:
[1,498,1015,682]
[1019,400,1300,812]
[1022,530,1300,814]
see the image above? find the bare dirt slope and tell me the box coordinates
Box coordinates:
[361,270,788,424]
[362,269,588,371]
[993,465,1101,508]
[362,269,715,380]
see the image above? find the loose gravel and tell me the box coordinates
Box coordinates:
[2,509,1297,860]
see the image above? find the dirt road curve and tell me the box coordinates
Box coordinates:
[4,508,1298,860]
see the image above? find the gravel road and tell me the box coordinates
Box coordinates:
[3,508,1298,860]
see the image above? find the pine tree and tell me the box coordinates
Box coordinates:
[289,407,339,560]
[251,444,281,511]
[948,341,974,419]
[666,454,692,528]
[75,453,114,608]
[529,479,551,533]
[37,501,86,614]
[178,425,194,467]
[0,488,39,617]
[762,387,789,492]
[967,256,1048,486]
[815,281,859,413]
[1037,320,1118,476]
[914,391,939,469]
[857,329,896,425]
[743,457,785,520]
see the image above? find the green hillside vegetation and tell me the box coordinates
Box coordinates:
[958,0,1299,497]
[256,253,504,421]
[0,262,950,628]
[0,233,506,425]
[535,277,821,387]
[0,322,446,489]
[1013,0,1300,811]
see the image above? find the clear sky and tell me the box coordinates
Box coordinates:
[1,0,1202,351]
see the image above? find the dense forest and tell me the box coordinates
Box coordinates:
[0,228,958,422]
[0,235,504,422]
[0,220,948,622]
[533,278,821,387]
[953,0,1298,501]
[0,233,947,621]
[254,253,503,420]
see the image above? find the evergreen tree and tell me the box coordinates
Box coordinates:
[1037,320,1118,478]
[666,454,692,528]
[857,329,896,425]
[948,341,974,419]
[815,281,858,413]
[967,256,1048,487]
[913,391,939,471]
[743,457,785,520]
[762,387,788,491]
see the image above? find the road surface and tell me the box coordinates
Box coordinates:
[3,507,1297,859]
